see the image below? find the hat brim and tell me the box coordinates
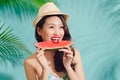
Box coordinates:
[33,13,69,27]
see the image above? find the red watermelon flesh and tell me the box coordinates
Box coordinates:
[35,41,73,49]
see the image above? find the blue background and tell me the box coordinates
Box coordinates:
[0,0,120,80]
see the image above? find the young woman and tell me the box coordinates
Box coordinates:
[24,2,85,80]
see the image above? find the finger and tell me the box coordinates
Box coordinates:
[36,48,45,54]
[36,49,45,57]
[66,54,73,58]
[36,48,41,54]
[63,53,66,60]
[64,46,71,50]
[59,49,73,54]
[37,51,44,56]
[63,52,67,57]
[63,51,73,58]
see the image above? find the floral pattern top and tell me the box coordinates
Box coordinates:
[48,72,69,80]
[38,72,69,80]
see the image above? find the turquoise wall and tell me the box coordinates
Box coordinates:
[0,0,120,80]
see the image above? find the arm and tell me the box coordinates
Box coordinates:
[36,48,50,80]
[72,49,85,80]
[24,59,38,80]
[66,66,79,80]
[24,56,50,80]
[40,66,50,80]
[65,49,85,80]
[59,48,85,80]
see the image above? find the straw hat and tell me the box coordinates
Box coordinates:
[33,2,69,27]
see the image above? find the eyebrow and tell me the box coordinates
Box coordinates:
[46,23,63,25]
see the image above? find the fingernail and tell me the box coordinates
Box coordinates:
[59,49,62,51]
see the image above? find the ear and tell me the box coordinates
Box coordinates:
[37,27,42,36]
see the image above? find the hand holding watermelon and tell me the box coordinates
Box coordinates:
[35,40,74,69]
[36,48,49,69]
[59,46,74,69]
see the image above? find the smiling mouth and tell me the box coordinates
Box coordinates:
[51,36,60,43]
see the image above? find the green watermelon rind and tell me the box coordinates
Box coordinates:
[35,41,73,50]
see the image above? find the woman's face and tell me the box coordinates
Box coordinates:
[37,16,65,42]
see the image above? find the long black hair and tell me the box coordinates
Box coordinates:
[35,15,75,72]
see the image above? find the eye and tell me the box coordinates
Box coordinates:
[60,26,64,29]
[48,26,54,28]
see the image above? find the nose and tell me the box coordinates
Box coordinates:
[53,31,58,36]
[53,29,59,36]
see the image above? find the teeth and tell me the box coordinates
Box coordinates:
[52,39,58,42]
[51,37,60,43]
[52,37,59,40]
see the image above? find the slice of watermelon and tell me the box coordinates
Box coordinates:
[35,41,73,49]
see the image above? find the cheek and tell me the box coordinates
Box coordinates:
[60,30,65,39]
[42,31,53,40]
[45,30,53,37]
[61,30,65,36]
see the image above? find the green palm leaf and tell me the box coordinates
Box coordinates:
[0,22,31,67]
[0,0,57,20]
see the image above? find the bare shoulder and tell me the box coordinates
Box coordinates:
[24,53,43,77]
[74,48,81,57]
[73,48,82,63]
[24,53,41,69]
[73,48,86,80]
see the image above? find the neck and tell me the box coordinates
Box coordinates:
[44,50,56,67]
[44,50,56,58]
